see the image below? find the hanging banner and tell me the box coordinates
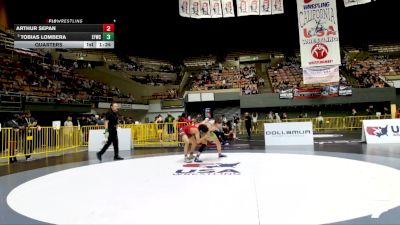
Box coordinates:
[190,0,202,18]
[303,65,340,84]
[293,87,321,99]
[237,0,255,16]
[236,0,247,16]
[343,0,371,7]
[297,0,341,68]
[272,0,284,14]
[321,84,338,97]
[179,0,191,17]
[249,0,261,15]
[279,87,294,99]
[338,85,352,96]
[210,0,223,18]
[293,85,338,99]
[222,0,235,17]
[260,0,272,15]
[199,0,212,18]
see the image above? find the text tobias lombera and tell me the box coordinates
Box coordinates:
[19,35,67,40]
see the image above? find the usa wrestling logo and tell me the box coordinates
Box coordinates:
[173,162,240,175]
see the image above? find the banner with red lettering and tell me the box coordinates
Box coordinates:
[296,0,341,68]
[303,65,339,84]
[343,0,371,7]
[222,0,235,17]
[293,87,321,99]
[293,85,338,99]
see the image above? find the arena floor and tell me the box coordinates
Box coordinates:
[1,132,400,224]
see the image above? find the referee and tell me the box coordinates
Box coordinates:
[96,102,124,161]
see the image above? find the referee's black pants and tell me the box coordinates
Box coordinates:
[99,130,119,157]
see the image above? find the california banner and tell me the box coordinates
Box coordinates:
[296,0,341,68]
[303,65,340,84]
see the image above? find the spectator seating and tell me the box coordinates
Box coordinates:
[0,55,133,104]
[190,66,260,95]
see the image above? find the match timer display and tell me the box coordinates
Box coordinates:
[14,24,115,49]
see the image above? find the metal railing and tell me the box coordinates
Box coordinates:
[0,126,80,164]
[0,115,394,165]
[121,122,187,147]
[241,115,392,134]
[80,125,105,146]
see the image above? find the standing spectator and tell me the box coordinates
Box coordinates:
[366,108,373,115]
[21,112,38,161]
[267,111,274,120]
[155,115,164,142]
[368,105,375,115]
[222,115,228,124]
[196,113,203,121]
[97,114,105,126]
[351,108,357,116]
[316,111,324,129]
[244,112,252,140]
[350,109,358,128]
[281,112,288,120]
[6,114,23,163]
[252,112,258,133]
[233,113,240,137]
[164,112,175,137]
[274,113,281,123]
[383,106,390,116]
[64,116,74,147]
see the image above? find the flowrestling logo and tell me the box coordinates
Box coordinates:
[173,162,240,175]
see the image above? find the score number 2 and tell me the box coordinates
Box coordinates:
[102,24,114,32]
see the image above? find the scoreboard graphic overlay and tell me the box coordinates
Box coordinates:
[14,24,115,49]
